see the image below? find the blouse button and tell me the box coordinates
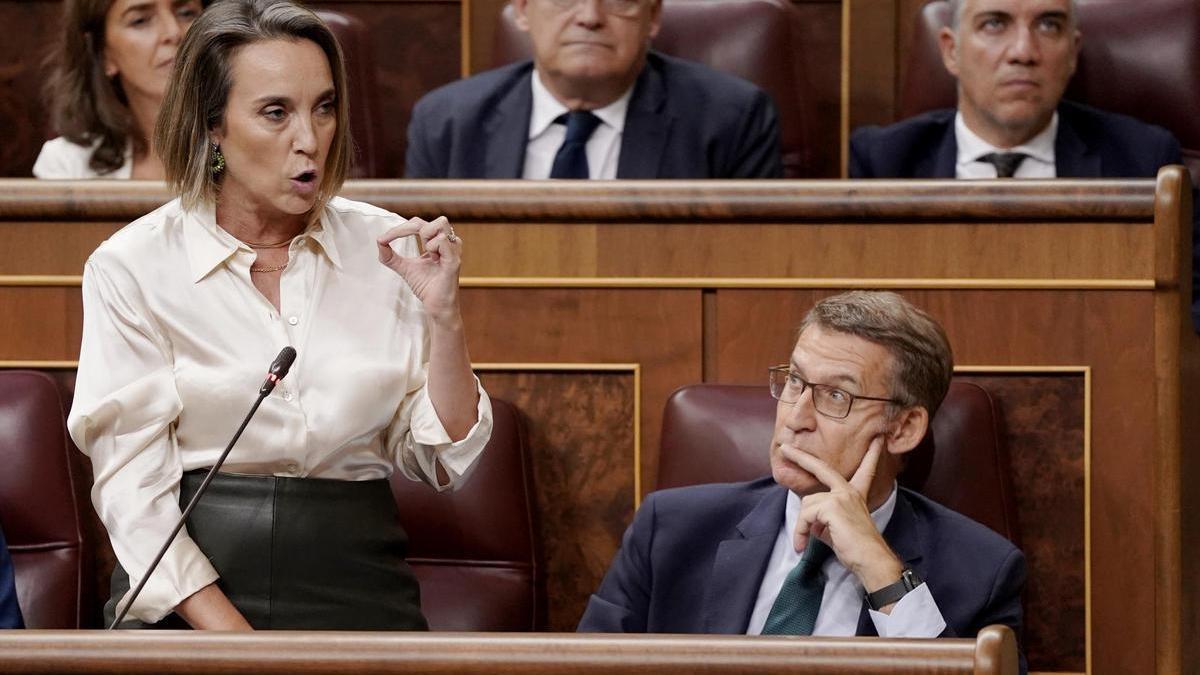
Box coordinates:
[283,391,294,402]
[287,316,299,326]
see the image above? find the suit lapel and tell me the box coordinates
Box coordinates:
[854,489,925,636]
[483,70,534,178]
[1054,112,1100,177]
[701,485,788,634]
[617,58,672,178]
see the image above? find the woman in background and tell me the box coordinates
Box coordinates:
[34,0,206,178]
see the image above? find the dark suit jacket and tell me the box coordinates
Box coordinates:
[849,99,1200,331]
[0,524,23,629]
[405,51,783,179]
[578,479,1025,666]
[848,100,1180,179]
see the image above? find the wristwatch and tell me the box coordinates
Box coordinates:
[866,567,923,610]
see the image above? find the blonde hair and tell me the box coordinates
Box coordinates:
[155,0,350,211]
[798,291,954,418]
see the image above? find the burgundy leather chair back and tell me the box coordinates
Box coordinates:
[899,0,1200,183]
[658,380,1020,545]
[390,398,541,630]
[492,0,816,177]
[0,371,92,628]
[314,9,383,177]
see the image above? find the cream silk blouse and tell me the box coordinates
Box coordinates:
[67,196,493,623]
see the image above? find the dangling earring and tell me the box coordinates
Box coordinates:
[209,143,225,176]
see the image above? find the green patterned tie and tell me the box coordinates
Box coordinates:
[761,538,834,635]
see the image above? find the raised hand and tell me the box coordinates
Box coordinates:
[377,216,462,325]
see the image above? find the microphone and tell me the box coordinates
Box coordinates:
[109,346,298,629]
[260,346,297,395]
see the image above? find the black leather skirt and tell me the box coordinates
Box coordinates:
[107,470,428,630]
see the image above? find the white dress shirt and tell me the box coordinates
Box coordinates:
[522,70,631,179]
[32,137,132,179]
[747,484,947,637]
[67,196,493,623]
[954,111,1057,179]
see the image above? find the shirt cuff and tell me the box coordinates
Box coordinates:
[122,535,219,625]
[867,582,947,638]
[406,377,493,489]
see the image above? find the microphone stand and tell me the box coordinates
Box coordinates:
[108,347,296,629]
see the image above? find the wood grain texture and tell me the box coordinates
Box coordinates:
[959,374,1085,672]
[462,287,702,494]
[0,172,1190,674]
[476,370,637,631]
[0,628,1017,674]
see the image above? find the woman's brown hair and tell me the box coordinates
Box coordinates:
[42,0,213,176]
[155,0,351,211]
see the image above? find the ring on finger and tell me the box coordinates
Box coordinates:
[446,229,460,243]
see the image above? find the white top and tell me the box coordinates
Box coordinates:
[747,484,947,637]
[67,196,494,623]
[522,70,631,179]
[954,111,1057,179]
[32,136,132,179]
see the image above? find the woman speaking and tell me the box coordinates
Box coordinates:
[68,0,492,630]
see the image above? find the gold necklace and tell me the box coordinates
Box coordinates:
[250,261,288,273]
[243,237,295,249]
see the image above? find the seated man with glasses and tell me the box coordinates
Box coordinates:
[404,0,782,178]
[578,290,1025,669]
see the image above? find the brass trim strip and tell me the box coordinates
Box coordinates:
[0,276,1158,290]
[472,362,643,506]
[459,278,1156,290]
[0,361,78,368]
[0,276,84,286]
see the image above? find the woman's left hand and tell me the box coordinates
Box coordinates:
[377,216,462,325]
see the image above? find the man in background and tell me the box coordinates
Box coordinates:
[405,0,782,179]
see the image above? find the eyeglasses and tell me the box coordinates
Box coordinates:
[542,0,646,18]
[767,365,899,420]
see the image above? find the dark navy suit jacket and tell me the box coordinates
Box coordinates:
[405,51,783,179]
[578,479,1025,667]
[849,99,1200,330]
[0,524,23,629]
[848,100,1180,179]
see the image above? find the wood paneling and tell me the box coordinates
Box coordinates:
[477,370,638,631]
[0,173,1193,674]
[0,1,60,177]
[961,374,1085,672]
[463,287,701,493]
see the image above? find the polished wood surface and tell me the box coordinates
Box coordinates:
[0,627,1018,674]
[0,171,1193,673]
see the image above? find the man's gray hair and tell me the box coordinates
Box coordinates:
[947,0,1079,29]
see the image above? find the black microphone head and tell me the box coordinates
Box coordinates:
[269,346,297,380]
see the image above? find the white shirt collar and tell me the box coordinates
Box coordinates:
[784,482,899,554]
[182,201,341,284]
[955,110,1058,167]
[528,69,632,141]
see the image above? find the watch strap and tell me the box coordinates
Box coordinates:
[865,567,922,610]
